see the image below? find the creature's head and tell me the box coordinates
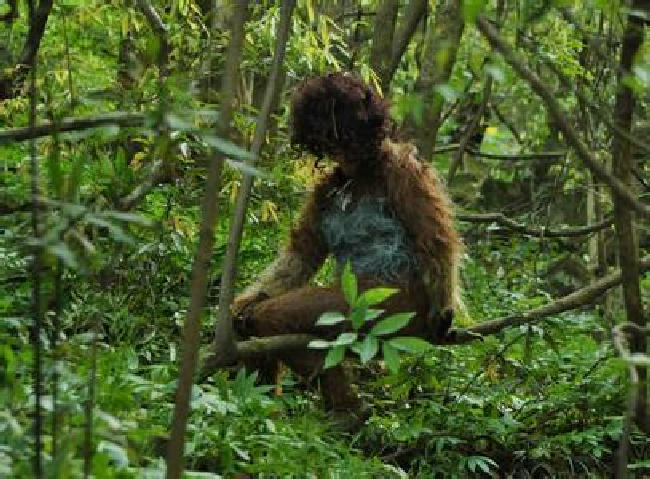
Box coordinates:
[290,72,390,171]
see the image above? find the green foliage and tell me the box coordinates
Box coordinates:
[0,0,648,477]
[310,263,432,371]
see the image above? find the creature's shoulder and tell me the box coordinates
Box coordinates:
[381,138,420,168]
[380,138,439,183]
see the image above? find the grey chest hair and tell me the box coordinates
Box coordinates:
[327,179,355,212]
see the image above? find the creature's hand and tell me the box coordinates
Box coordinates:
[429,307,454,344]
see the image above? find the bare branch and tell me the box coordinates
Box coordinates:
[0,112,148,143]
[117,160,164,211]
[452,256,650,343]
[448,77,492,184]
[457,212,614,238]
[387,0,427,83]
[135,0,169,79]
[475,16,650,219]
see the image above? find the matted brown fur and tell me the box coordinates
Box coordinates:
[236,138,463,317]
[233,73,463,410]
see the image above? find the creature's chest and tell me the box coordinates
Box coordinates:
[319,184,416,282]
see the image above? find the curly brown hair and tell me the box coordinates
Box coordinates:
[289,72,390,162]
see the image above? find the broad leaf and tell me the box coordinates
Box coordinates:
[357,287,398,307]
[388,336,433,353]
[364,309,385,322]
[349,305,367,330]
[324,345,345,369]
[316,311,347,326]
[382,342,400,374]
[370,312,415,336]
[332,332,357,346]
[341,261,357,306]
[359,335,379,364]
[308,340,331,349]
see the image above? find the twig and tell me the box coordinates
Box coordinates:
[475,16,650,219]
[457,212,613,238]
[117,160,164,211]
[448,77,492,184]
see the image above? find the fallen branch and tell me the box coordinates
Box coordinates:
[457,212,613,238]
[452,255,650,343]
[0,112,148,143]
[199,256,650,376]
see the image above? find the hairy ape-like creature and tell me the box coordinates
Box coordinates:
[233,73,463,411]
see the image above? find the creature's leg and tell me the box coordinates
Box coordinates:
[245,286,359,410]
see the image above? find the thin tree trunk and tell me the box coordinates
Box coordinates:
[412,0,464,158]
[211,0,294,368]
[387,0,427,85]
[0,0,53,99]
[165,3,249,478]
[27,0,43,474]
[369,0,398,94]
[611,3,647,432]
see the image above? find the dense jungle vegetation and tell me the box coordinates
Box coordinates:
[1,0,649,477]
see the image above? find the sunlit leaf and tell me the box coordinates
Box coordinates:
[357,287,398,307]
[323,345,345,369]
[316,311,347,326]
[308,340,331,349]
[359,335,378,364]
[382,342,400,373]
[341,261,357,306]
[388,336,433,354]
[370,312,415,336]
[332,332,357,346]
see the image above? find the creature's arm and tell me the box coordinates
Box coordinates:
[233,184,329,312]
[382,141,463,312]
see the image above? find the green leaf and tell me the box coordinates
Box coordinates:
[357,287,398,307]
[462,0,485,22]
[364,309,385,322]
[324,345,345,369]
[48,242,79,269]
[349,305,367,330]
[341,261,357,306]
[370,312,415,336]
[382,342,400,373]
[359,335,379,364]
[388,336,433,354]
[308,340,331,349]
[97,440,129,467]
[332,332,357,346]
[316,311,347,326]
[201,133,255,161]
